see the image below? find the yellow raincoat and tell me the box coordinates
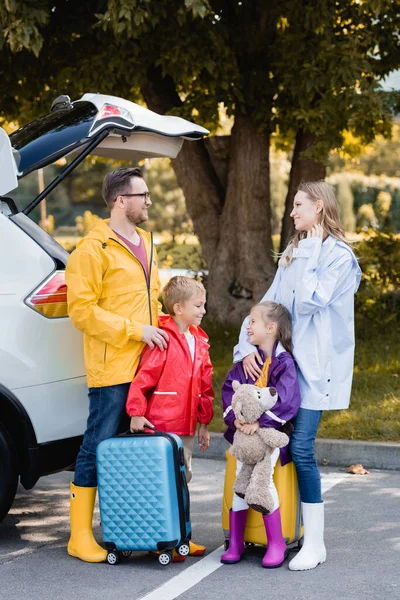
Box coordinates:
[66,219,162,388]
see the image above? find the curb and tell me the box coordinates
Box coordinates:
[192,432,400,471]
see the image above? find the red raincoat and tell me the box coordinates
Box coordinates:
[126,315,214,435]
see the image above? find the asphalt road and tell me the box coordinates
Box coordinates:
[1,459,399,600]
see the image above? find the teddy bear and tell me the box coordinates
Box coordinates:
[229,380,289,515]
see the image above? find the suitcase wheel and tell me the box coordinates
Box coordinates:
[121,550,132,559]
[107,551,120,565]
[177,543,190,557]
[158,551,172,566]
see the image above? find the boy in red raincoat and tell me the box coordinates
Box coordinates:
[126,276,214,558]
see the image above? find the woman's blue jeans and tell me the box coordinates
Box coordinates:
[289,408,323,504]
[74,383,130,488]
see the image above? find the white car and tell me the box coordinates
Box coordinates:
[0,93,208,521]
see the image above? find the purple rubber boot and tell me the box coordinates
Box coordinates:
[262,508,289,568]
[220,509,248,564]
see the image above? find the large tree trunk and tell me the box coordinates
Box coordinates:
[142,73,275,324]
[173,113,275,324]
[279,130,326,253]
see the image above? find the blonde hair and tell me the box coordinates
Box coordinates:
[162,276,206,315]
[251,301,293,355]
[280,180,350,267]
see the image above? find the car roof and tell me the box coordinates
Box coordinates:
[1,93,209,193]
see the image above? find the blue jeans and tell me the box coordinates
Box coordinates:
[289,408,323,504]
[74,383,130,488]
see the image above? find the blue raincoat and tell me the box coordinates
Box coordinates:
[234,236,361,411]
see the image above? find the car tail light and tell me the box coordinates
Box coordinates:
[25,271,68,318]
[89,103,135,135]
[97,104,125,119]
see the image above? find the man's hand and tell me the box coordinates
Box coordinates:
[198,423,210,451]
[130,416,154,432]
[141,325,169,350]
[240,422,260,435]
[242,352,263,380]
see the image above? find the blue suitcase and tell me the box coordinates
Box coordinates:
[97,431,192,566]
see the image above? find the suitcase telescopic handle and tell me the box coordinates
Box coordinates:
[119,425,163,436]
[181,471,190,522]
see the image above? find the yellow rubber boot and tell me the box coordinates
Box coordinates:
[189,541,206,556]
[67,482,107,563]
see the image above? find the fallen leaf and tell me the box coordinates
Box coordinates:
[346,463,370,475]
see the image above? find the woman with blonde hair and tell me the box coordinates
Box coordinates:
[234,180,361,571]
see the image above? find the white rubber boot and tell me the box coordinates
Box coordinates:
[289,502,326,571]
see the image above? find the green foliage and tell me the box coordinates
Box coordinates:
[270,0,400,160]
[375,191,392,227]
[270,149,290,235]
[335,173,356,232]
[143,158,192,241]
[328,170,400,232]
[355,231,400,325]
[1,0,399,149]
[40,213,54,235]
[330,124,400,177]
[0,0,48,57]
[357,203,379,230]
[202,318,238,434]
[75,210,102,236]
[156,241,205,272]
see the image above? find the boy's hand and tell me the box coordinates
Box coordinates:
[130,416,154,432]
[234,419,244,431]
[198,424,210,451]
[240,422,260,436]
[141,325,169,350]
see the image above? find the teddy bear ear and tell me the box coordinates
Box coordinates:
[232,380,240,391]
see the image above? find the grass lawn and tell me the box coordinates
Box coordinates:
[205,316,400,442]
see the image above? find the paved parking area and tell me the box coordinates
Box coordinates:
[1,460,399,600]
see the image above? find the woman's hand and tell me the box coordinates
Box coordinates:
[307,223,324,241]
[242,352,263,380]
[240,422,260,436]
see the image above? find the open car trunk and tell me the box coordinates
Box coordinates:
[1,92,209,207]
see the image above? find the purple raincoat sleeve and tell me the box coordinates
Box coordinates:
[221,362,249,443]
[258,358,301,429]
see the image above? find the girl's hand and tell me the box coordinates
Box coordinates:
[241,422,260,436]
[307,223,324,241]
[243,352,263,380]
[234,419,243,431]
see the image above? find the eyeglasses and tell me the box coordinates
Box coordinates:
[114,192,151,202]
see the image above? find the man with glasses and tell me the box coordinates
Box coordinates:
[66,167,168,563]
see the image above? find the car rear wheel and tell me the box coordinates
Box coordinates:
[0,423,18,522]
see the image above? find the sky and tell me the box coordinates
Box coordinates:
[381,70,400,91]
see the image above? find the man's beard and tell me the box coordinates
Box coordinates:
[126,205,148,226]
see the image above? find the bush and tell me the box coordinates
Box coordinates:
[355,231,400,325]
[156,241,206,272]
